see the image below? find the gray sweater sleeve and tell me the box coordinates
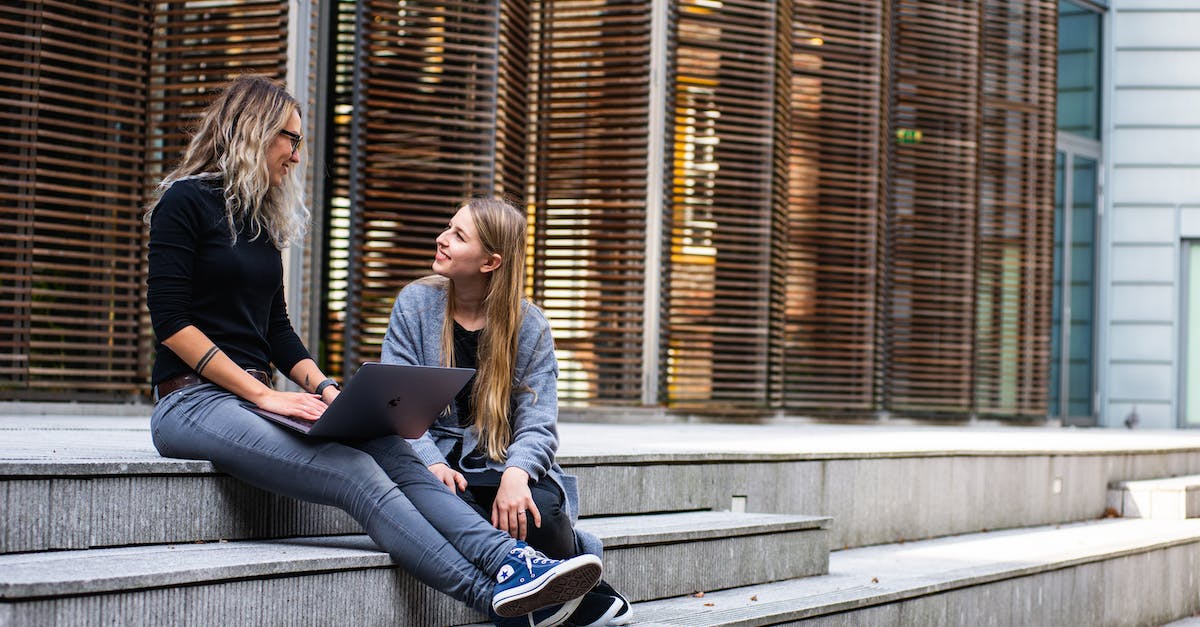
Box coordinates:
[381,282,448,467]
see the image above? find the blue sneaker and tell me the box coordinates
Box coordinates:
[492,596,582,627]
[491,542,602,618]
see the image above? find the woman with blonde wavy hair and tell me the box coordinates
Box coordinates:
[382,197,632,627]
[146,75,601,627]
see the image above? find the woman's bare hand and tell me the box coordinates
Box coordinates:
[492,467,539,540]
[253,390,328,422]
[428,462,467,493]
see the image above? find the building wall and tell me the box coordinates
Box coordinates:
[1104,0,1200,427]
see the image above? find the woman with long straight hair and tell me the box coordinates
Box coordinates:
[145,75,600,627]
[382,197,632,626]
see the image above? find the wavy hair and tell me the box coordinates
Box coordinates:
[436,197,529,461]
[144,74,308,248]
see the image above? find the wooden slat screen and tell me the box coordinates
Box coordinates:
[664,0,784,409]
[337,1,523,369]
[0,1,150,399]
[973,0,1056,417]
[881,0,981,415]
[783,0,886,412]
[528,0,654,405]
[496,0,531,200]
[147,1,289,177]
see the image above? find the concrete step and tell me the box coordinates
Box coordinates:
[629,518,1200,626]
[1108,474,1200,519]
[12,417,1200,554]
[0,511,828,626]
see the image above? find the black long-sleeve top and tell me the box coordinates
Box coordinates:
[146,177,310,386]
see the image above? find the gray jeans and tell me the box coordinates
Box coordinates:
[150,383,516,613]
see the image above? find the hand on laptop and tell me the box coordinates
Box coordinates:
[254,390,328,423]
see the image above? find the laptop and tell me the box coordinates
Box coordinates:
[244,362,475,439]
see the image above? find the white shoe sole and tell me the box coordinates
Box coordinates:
[492,554,603,618]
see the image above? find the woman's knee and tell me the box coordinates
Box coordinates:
[530,481,567,519]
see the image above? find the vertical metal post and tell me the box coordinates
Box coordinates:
[306,0,337,355]
[344,0,366,372]
[280,0,312,390]
[641,0,670,406]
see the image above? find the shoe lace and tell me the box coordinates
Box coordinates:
[511,545,555,575]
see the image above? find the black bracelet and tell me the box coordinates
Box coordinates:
[315,377,340,396]
[195,346,220,376]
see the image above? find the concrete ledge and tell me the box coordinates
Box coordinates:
[579,511,829,547]
[1108,474,1200,519]
[12,418,1200,553]
[0,535,389,599]
[631,518,1200,626]
[582,512,831,601]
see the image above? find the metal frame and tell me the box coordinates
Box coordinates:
[1054,132,1102,426]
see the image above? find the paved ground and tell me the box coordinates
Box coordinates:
[6,404,1200,465]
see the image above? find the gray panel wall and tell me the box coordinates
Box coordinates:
[1104,0,1200,427]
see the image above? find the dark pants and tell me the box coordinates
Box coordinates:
[457,479,579,560]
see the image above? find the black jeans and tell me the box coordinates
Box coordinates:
[457,475,578,560]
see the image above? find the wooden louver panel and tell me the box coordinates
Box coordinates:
[784,0,885,412]
[973,0,1056,417]
[664,0,783,409]
[529,0,653,405]
[882,0,980,414]
[146,1,289,178]
[0,1,151,399]
[343,1,520,368]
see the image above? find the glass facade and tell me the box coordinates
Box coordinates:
[1186,243,1200,426]
[1049,0,1103,422]
[1057,1,1102,139]
[1050,152,1098,420]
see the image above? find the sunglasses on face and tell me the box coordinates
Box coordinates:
[279,129,303,154]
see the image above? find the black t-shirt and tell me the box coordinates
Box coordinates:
[451,321,498,479]
[452,321,480,427]
[146,177,310,386]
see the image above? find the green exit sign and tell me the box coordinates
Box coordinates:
[895,128,923,145]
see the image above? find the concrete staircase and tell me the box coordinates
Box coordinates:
[1109,474,1200,519]
[6,416,1200,625]
[0,417,829,626]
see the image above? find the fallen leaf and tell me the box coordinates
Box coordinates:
[693,591,705,598]
[871,577,879,584]
[1102,507,1120,519]
[703,603,714,607]
[750,595,758,602]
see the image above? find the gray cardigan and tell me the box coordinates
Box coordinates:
[380,278,602,557]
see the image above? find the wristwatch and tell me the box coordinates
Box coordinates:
[315,377,340,396]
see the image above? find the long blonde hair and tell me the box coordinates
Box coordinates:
[439,197,528,461]
[144,74,308,248]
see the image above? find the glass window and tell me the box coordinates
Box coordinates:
[1050,152,1098,421]
[1185,243,1200,426]
[1057,1,1102,138]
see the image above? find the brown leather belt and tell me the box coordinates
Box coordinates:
[153,369,272,402]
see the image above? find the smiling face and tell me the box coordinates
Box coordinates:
[268,109,302,188]
[433,205,501,285]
